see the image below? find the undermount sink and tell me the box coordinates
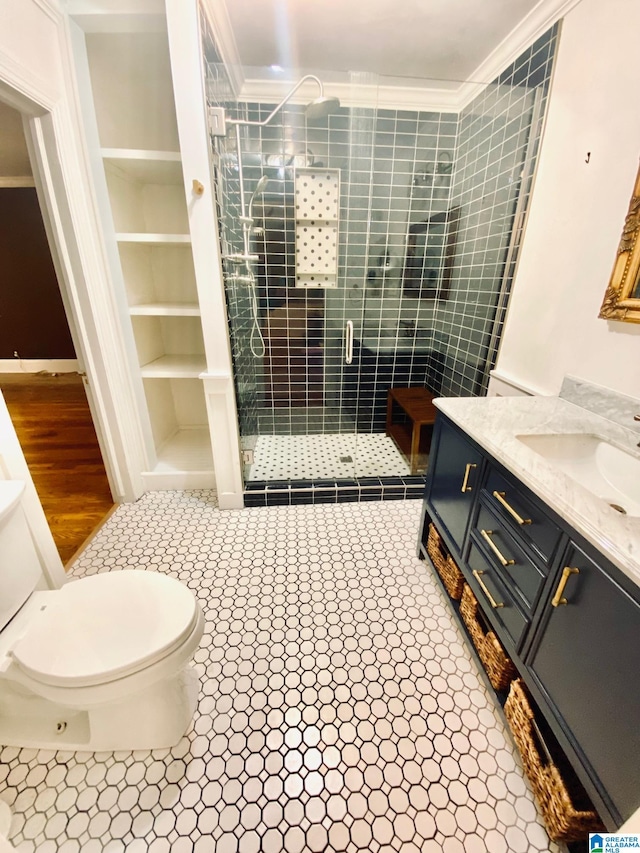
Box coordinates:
[516,432,640,517]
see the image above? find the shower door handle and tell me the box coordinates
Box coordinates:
[345,321,354,365]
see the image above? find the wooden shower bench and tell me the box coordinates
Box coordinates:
[385,387,437,475]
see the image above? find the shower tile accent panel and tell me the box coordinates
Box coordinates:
[295,168,340,288]
[295,169,340,287]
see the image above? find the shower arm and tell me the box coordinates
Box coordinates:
[227,75,323,127]
[230,74,322,271]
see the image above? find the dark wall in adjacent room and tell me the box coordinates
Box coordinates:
[0,187,76,359]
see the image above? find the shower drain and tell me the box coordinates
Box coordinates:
[609,503,627,514]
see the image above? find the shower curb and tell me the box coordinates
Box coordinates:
[243,475,426,507]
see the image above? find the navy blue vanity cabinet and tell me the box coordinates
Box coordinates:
[525,542,640,825]
[466,540,528,650]
[470,502,547,616]
[421,411,640,829]
[426,417,484,555]
[484,467,562,566]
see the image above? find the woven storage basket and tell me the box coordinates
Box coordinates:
[504,679,604,842]
[459,584,516,691]
[426,524,464,600]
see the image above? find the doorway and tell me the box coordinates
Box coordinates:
[0,102,114,565]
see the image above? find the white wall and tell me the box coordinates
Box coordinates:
[0,102,31,179]
[494,0,640,397]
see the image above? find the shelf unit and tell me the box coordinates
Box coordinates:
[81,26,213,489]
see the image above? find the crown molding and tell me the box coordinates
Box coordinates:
[200,0,244,97]
[33,0,62,24]
[238,78,465,114]
[217,0,580,115]
[457,0,580,110]
[63,0,167,30]
[0,51,57,114]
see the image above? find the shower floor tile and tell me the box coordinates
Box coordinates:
[1,494,560,853]
[247,432,411,481]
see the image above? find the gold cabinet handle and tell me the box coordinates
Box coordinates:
[492,491,531,525]
[461,463,477,493]
[472,569,504,609]
[551,566,580,607]
[480,529,515,566]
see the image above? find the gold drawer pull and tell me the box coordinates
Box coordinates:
[480,529,515,566]
[472,569,504,609]
[461,462,477,493]
[492,490,531,525]
[551,566,580,607]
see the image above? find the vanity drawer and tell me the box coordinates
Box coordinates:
[484,468,562,563]
[467,542,528,648]
[473,502,546,611]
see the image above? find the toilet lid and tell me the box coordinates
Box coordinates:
[11,572,200,687]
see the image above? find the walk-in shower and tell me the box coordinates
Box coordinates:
[201,17,560,501]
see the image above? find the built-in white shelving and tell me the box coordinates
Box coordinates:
[82,26,214,488]
[140,355,207,378]
[129,303,200,317]
[156,428,213,470]
[115,233,191,245]
[101,149,182,185]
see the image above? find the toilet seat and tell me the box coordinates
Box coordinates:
[10,572,200,688]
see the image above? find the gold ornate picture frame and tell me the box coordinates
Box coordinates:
[599,162,640,323]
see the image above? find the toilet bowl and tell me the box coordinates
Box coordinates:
[0,481,205,751]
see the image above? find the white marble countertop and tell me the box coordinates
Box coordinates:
[434,395,640,587]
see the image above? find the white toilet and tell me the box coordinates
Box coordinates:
[0,480,205,751]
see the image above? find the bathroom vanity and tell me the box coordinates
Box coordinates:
[418,394,640,830]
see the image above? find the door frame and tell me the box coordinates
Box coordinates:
[0,0,150,507]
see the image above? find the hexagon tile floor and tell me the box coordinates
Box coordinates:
[0,492,563,853]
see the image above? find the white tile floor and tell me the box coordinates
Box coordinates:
[0,492,562,853]
[247,434,411,481]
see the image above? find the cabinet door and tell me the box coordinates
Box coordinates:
[427,418,484,552]
[527,543,640,822]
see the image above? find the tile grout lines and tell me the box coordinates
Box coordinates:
[1,493,561,853]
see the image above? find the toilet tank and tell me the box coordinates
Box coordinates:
[0,481,44,631]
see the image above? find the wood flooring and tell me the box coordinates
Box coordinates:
[1,373,115,566]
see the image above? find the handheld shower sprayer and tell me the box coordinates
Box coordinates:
[218,76,340,359]
[226,175,273,360]
[248,176,270,222]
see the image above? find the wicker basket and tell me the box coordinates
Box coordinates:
[426,524,464,600]
[504,679,605,842]
[459,584,516,691]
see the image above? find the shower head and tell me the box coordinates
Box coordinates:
[247,175,270,220]
[226,75,339,129]
[305,95,341,122]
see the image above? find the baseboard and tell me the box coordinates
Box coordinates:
[0,359,79,373]
[141,470,216,491]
